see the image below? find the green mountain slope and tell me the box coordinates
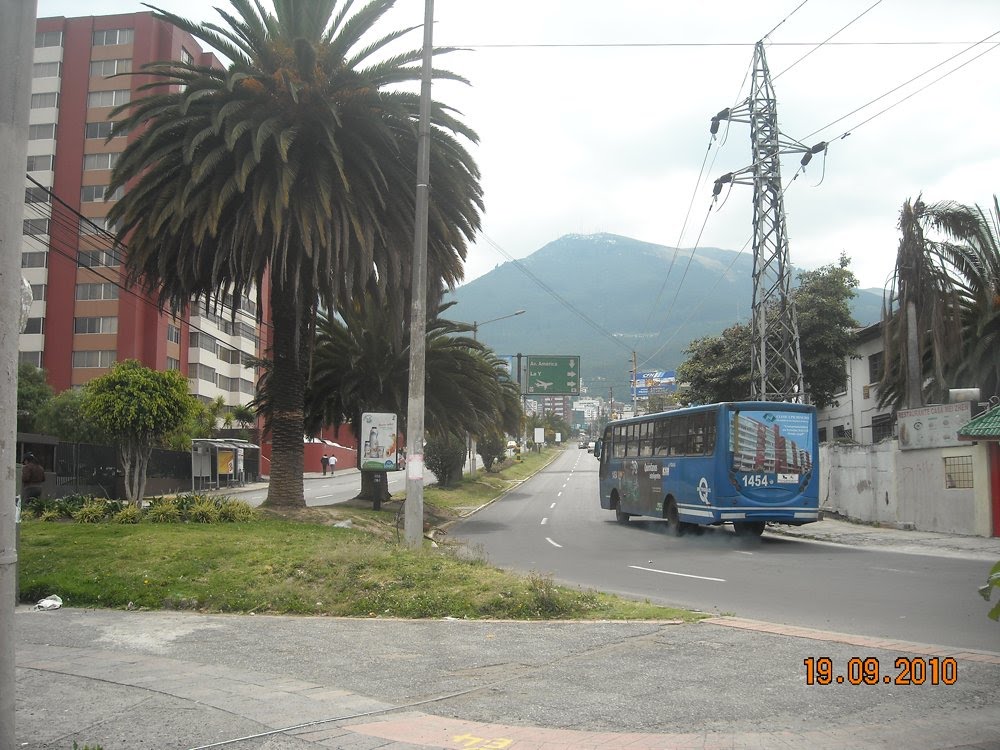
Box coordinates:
[447,233,882,392]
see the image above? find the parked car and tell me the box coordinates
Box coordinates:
[578,439,588,449]
[587,441,596,453]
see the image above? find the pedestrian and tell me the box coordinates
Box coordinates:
[329,454,337,476]
[321,454,329,476]
[22,452,45,503]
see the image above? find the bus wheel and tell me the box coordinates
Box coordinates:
[734,521,765,537]
[615,504,631,524]
[665,499,686,537]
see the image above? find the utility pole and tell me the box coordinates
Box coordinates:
[712,41,826,403]
[1,4,37,746]
[404,0,434,548]
[631,351,638,415]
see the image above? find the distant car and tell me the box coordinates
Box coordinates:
[578,440,588,449]
[587,441,596,453]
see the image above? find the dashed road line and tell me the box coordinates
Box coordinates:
[545,537,562,548]
[541,517,548,525]
[629,565,725,583]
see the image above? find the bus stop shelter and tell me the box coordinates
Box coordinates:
[191,438,259,492]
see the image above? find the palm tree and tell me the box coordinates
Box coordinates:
[257,295,521,505]
[107,1,483,507]
[879,196,1000,409]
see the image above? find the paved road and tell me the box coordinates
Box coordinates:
[453,448,1000,652]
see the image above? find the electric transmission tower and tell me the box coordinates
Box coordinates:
[711,41,826,403]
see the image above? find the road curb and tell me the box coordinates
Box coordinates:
[451,448,565,523]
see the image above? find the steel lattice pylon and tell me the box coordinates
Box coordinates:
[712,41,812,403]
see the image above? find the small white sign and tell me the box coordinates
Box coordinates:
[777,473,799,484]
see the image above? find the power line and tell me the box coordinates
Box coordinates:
[762,0,812,41]
[445,40,985,49]
[773,0,885,81]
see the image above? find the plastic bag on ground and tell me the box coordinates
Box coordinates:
[35,595,63,611]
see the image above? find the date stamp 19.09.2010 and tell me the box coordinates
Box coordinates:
[803,656,958,686]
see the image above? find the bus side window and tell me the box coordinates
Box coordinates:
[687,413,705,455]
[654,419,670,455]
[704,416,717,454]
[613,426,625,459]
[640,421,654,456]
[668,417,687,456]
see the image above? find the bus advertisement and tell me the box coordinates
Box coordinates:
[595,401,818,537]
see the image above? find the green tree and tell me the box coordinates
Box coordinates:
[107,1,482,508]
[34,388,103,443]
[17,363,53,434]
[677,259,859,406]
[81,360,194,504]
[423,433,467,488]
[476,431,507,472]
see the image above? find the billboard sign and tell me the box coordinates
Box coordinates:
[897,402,972,450]
[525,355,580,395]
[631,370,677,399]
[360,412,399,471]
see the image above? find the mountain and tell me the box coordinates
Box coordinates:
[446,233,883,392]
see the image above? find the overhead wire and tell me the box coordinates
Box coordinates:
[773,0,885,81]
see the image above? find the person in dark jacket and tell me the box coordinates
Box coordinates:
[22,453,45,501]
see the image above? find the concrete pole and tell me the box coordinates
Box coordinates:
[404,0,433,548]
[0,4,37,747]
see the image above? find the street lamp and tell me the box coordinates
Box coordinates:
[473,309,525,340]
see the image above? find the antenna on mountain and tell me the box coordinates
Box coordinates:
[711,41,827,403]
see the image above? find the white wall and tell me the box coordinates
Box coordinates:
[819,441,992,535]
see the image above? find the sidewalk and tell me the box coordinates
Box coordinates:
[771,514,1000,561]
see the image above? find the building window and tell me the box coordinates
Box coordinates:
[78,249,119,268]
[833,425,853,441]
[239,378,256,395]
[76,282,118,301]
[817,427,828,444]
[167,324,181,344]
[23,218,50,236]
[30,284,46,301]
[25,187,50,204]
[943,455,974,489]
[81,184,123,202]
[92,28,134,46]
[83,152,121,171]
[23,317,45,335]
[21,251,48,268]
[72,350,116,368]
[90,58,131,77]
[30,92,59,109]
[35,31,63,48]
[181,47,194,65]
[195,363,216,383]
[74,316,118,334]
[79,216,119,235]
[166,356,180,371]
[26,155,54,172]
[32,62,62,78]
[19,351,43,367]
[868,352,884,384]
[28,123,56,140]
[87,89,131,108]
[217,374,237,391]
[870,414,894,443]
[85,121,126,139]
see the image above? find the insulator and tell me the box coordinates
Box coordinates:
[810,141,828,154]
[710,118,720,135]
[712,173,733,196]
[800,152,813,167]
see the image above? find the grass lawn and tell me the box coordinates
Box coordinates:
[16,446,704,622]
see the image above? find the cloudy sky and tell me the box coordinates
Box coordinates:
[38,0,1000,292]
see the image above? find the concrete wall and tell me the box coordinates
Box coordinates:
[819,441,993,536]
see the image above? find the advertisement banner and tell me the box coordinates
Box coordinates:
[631,370,677,398]
[217,449,234,475]
[360,412,399,471]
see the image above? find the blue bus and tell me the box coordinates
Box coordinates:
[595,401,818,537]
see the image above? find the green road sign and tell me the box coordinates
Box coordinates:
[525,355,580,395]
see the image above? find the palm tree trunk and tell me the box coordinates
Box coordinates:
[905,301,922,409]
[264,280,306,508]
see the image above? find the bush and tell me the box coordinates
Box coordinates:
[218,499,257,522]
[187,498,220,523]
[476,431,508,472]
[145,499,182,523]
[113,505,142,524]
[424,433,467,487]
[38,509,60,522]
[74,500,111,524]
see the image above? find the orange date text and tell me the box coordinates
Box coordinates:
[803,656,958,686]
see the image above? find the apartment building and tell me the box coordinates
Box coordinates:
[23,12,263,408]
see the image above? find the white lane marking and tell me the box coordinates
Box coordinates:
[541,517,548,525]
[736,551,754,556]
[545,537,562,548]
[629,565,726,583]
[550,503,556,509]
[557,492,562,497]
[316,494,334,499]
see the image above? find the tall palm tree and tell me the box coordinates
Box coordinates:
[879,197,965,410]
[107,1,483,507]
[257,296,521,504]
